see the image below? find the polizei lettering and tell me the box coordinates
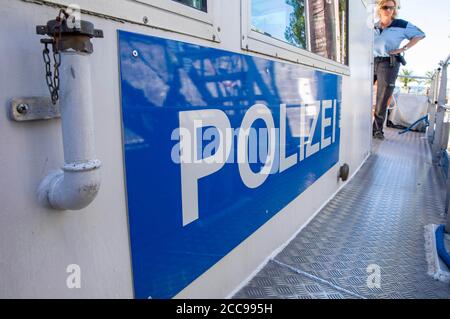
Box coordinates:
[172,100,339,226]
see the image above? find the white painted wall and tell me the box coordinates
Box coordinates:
[0,0,372,298]
[0,0,134,298]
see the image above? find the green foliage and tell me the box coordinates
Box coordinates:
[284,0,307,49]
[399,69,417,92]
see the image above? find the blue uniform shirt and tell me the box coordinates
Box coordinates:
[374,19,425,57]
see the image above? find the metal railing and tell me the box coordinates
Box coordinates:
[427,54,450,230]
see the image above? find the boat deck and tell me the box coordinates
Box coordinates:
[234,128,450,299]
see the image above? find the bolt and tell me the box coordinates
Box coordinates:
[17,103,29,115]
[132,50,139,58]
[143,16,149,24]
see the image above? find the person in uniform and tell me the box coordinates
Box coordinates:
[373,0,425,140]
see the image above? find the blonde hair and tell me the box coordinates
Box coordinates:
[377,0,399,19]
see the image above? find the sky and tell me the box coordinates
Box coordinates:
[394,0,450,76]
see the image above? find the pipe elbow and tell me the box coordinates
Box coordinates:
[34,18,104,212]
[38,160,101,211]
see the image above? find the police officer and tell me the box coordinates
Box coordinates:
[373,0,425,140]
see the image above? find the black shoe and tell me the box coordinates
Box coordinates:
[373,131,385,140]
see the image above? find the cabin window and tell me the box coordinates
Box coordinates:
[308,0,348,65]
[172,0,207,12]
[248,0,349,67]
[126,0,218,42]
[251,0,307,50]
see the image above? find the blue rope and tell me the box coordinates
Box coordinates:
[399,115,429,135]
[435,224,450,268]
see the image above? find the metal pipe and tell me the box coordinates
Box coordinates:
[37,52,101,210]
[438,60,448,106]
[427,71,439,143]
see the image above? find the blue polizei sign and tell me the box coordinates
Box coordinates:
[118,30,342,299]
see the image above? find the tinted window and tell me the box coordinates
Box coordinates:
[308,0,348,64]
[173,0,207,12]
[251,0,307,49]
[251,0,349,65]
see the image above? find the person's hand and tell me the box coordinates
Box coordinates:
[389,48,405,55]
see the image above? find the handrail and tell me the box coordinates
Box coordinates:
[426,55,450,232]
[397,75,431,80]
[430,54,448,163]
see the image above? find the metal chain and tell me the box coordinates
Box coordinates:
[42,42,60,105]
[41,9,67,105]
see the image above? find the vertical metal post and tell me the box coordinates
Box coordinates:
[432,61,448,163]
[427,70,440,143]
[432,107,445,163]
[442,114,450,154]
[437,55,450,232]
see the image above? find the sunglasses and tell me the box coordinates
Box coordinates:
[381,5,396,10]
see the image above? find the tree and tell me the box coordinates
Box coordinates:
[284,0,307,49]
[399,69,416,93]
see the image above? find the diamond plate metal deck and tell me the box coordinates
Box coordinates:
[234,128,450,299]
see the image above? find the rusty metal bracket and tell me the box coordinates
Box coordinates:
[9,97,60,122]
[36,19,103,38]
[37,19,103,54]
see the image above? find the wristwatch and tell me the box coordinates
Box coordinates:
[402,46,409,51]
